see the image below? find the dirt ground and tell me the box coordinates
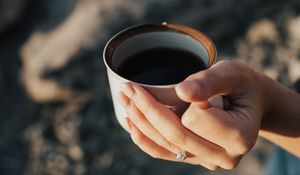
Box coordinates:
[0,0,300,175]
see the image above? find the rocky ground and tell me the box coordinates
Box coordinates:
[0,0,300,175]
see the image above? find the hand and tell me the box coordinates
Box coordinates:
[117,60,266,170]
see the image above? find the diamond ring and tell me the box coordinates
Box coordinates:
[176,151,187,161]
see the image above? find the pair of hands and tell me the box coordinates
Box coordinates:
[117,60,266,170]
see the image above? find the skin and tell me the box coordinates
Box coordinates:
[117,60,300,170]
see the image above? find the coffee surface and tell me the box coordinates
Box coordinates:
[116,48,206,85]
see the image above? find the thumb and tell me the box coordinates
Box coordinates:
[175,61,239,102]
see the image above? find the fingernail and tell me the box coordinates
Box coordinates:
[126,118,132,131]
[175,80,198,100]
[176,80,197,92]
[181,114,189,127]
[122,117,131,132]
[117,92,128,107]
[117,92,132,112]
[121,83,135,98]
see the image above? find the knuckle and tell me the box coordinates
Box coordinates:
[128,107,134,116]
[194,71,215,97]
[140,101,156,117]
[197,73,210,90]
[181,113,195,129]
[192,82,207,99]
[141,103,152,116]
[217,60,237,68]
[131,94,140,106]
[221,156,241,170]
[130,86,138,100]
[217,59,230,65]
[185,89,200,101]
[130,88,145,106]
[200,162,219,171]
[229,61,252,82]
[221,161,237,170]
[237,139,255,154]
[186,73,211,99]
[208,165,219,171]
[185,69,221,100]
[229,129,254,154]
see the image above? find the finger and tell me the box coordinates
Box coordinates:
[127,119,219,170]
[121,83,233,169]
[175,60,241,102]
[118,92,220,170]
[182,103,255,156]
[117,92,182,154]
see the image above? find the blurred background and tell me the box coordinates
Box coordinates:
[0,0,300,175]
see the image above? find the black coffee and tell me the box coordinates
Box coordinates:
[116,48,206,85]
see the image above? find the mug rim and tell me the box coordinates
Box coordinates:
[103,22,217,88]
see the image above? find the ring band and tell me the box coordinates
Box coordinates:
[176,151,187,161]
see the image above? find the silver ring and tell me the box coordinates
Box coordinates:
[176,151,187,161]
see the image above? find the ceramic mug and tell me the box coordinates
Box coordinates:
[103,22,221,130]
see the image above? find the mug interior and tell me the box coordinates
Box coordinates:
[111,32,209,70]
[103,23,216,86]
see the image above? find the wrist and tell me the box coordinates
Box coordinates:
[259,73,281,131]
[259,73,300,133]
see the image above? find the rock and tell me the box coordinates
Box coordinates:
[20,0,144,103]
[73,163,86,175]
[24,124,47,174]
[67,144,83,161]
[288,58,300,83]
[288,16,300,49]
[20,0,102,103]
[45,152,69,175]
[247,19,279,45]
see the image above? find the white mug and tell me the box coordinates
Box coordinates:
[103,22,219,130]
